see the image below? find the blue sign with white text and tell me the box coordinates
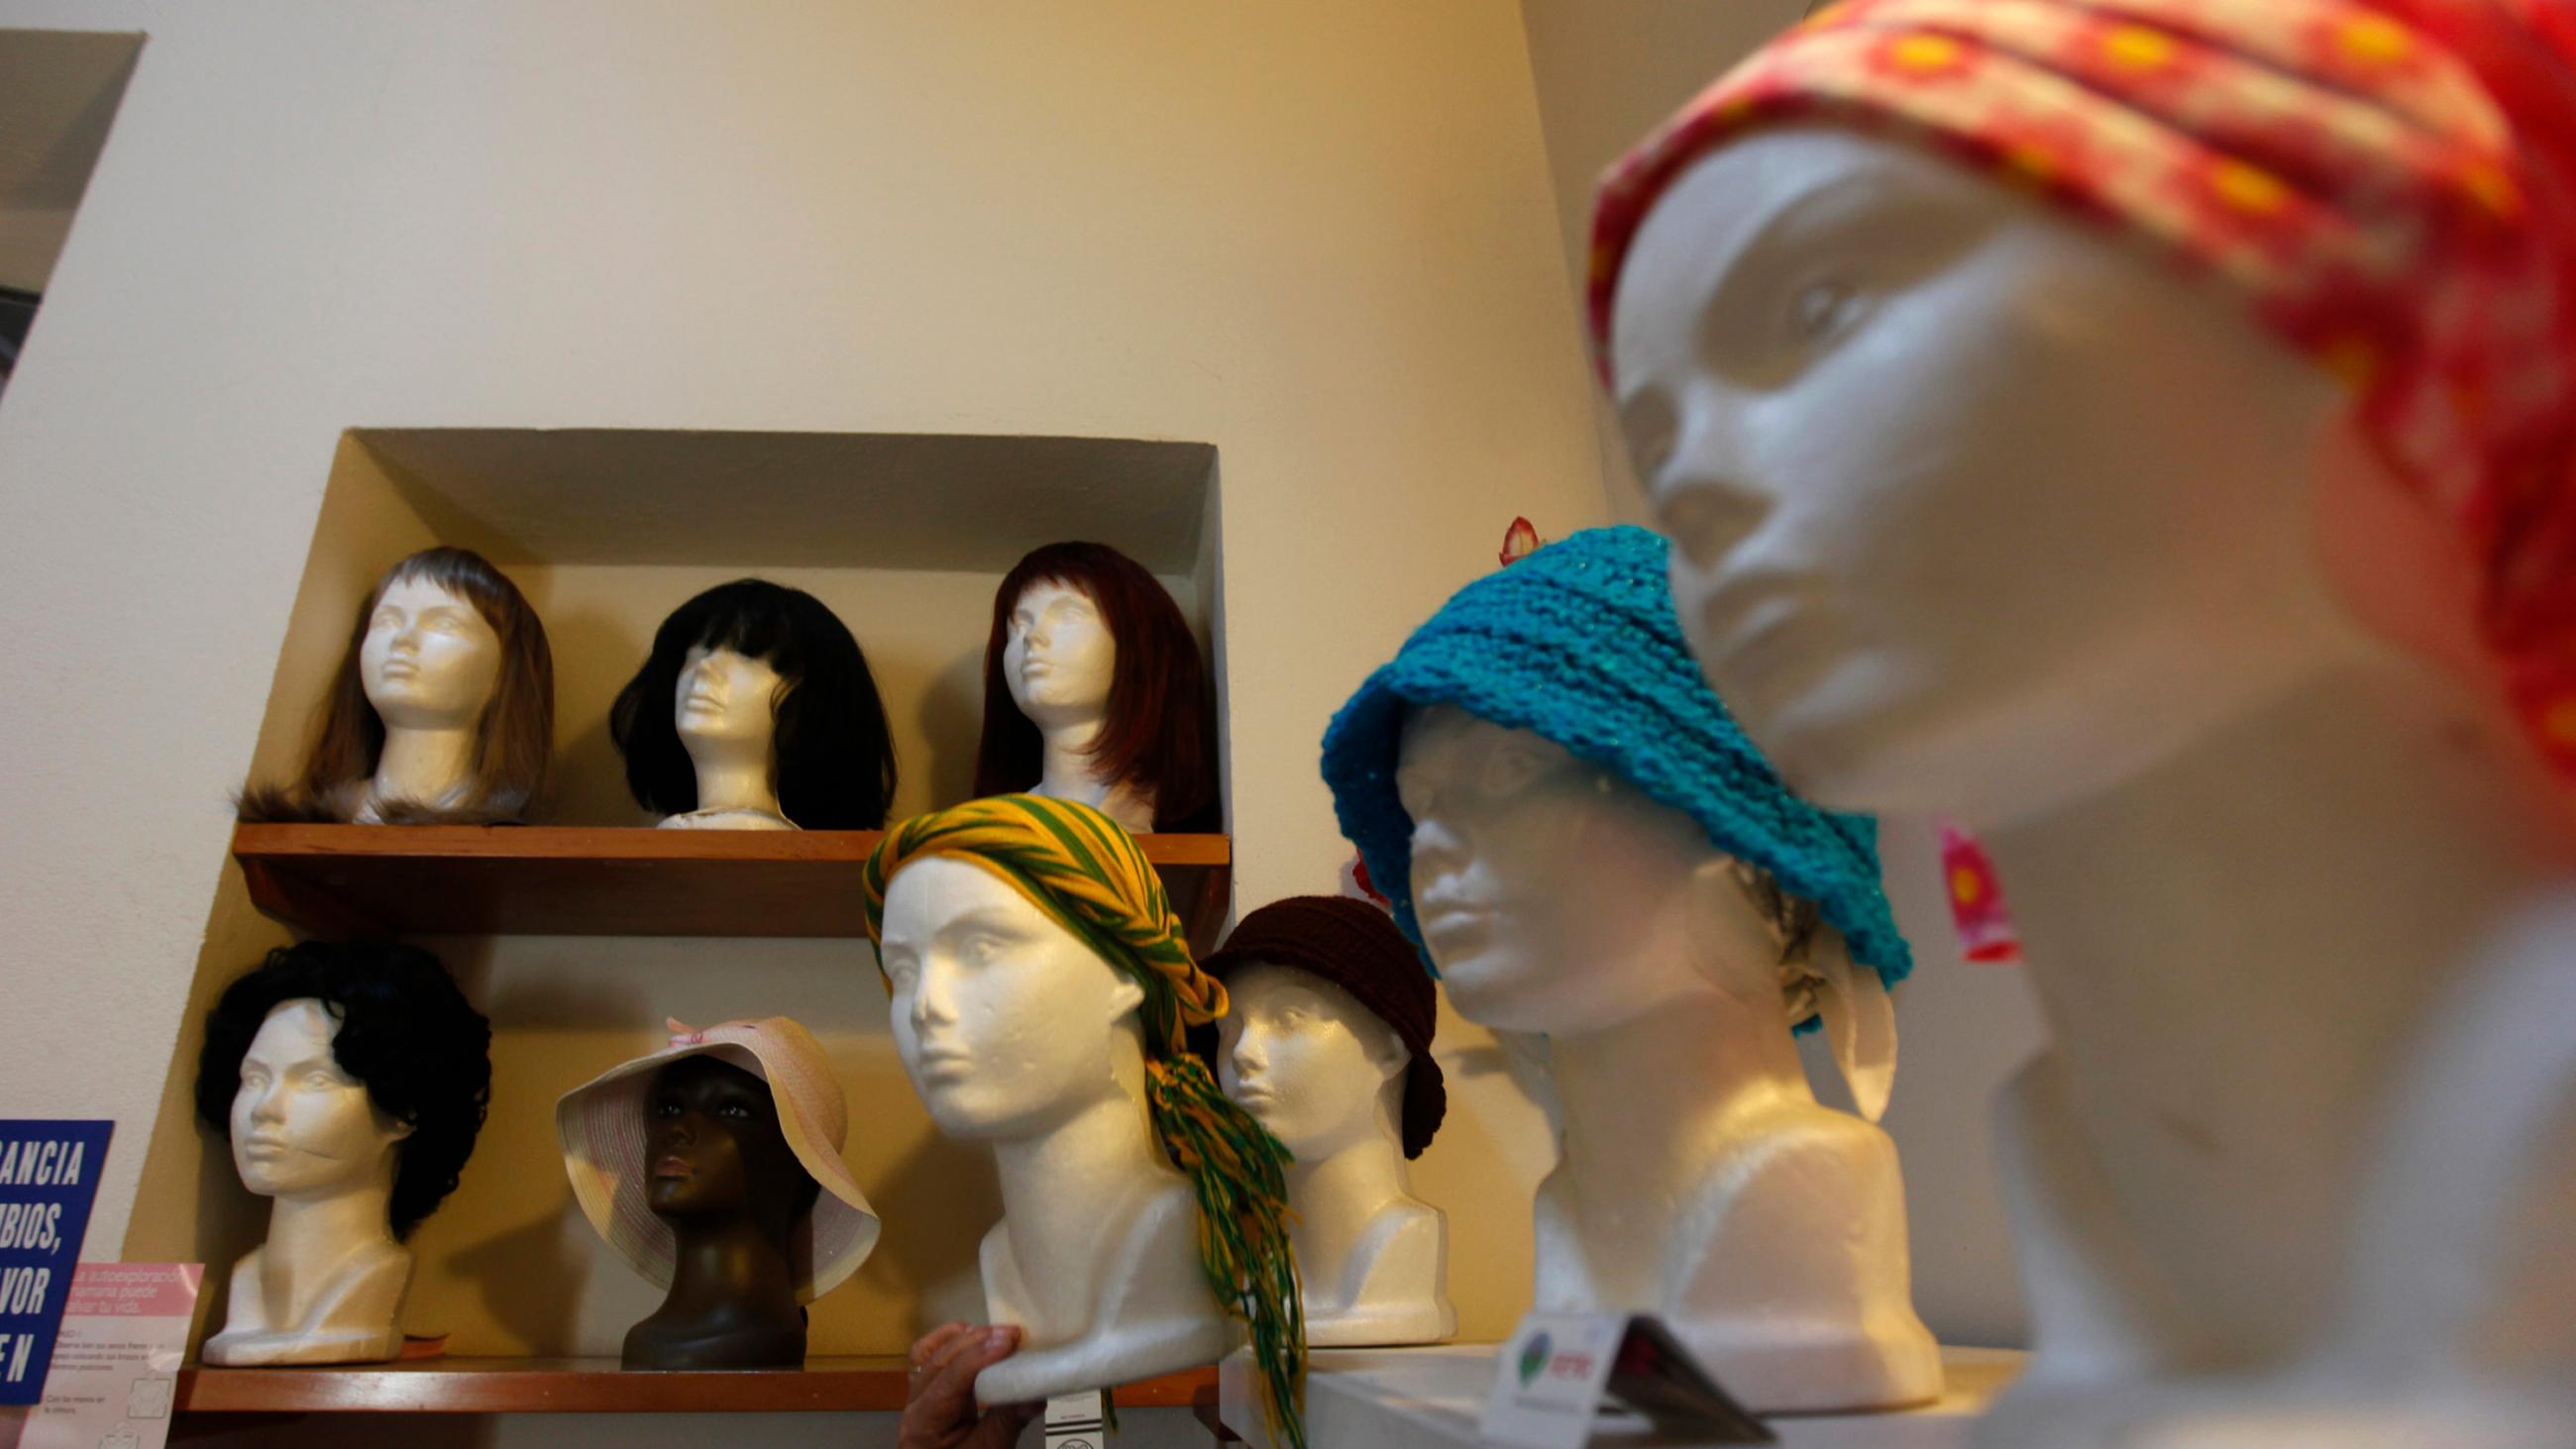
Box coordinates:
[0,1120,112,1404]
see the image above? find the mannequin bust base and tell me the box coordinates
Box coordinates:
[199,1241,410,1367]
[971,1181,1234,1402]
[620,1308,805,1372]
[657,807,798,831]
[1304,1199,1455,1348]
[1533,1101,1942,1413]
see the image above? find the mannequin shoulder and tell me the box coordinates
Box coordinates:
[1673,1105,1912,1307]
[1719,1101,1905,1195]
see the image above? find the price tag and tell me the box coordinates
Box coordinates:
[1044,1387,1110,1447]
[1480,1311,1772,1448]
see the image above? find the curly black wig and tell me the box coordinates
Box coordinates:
[609,579,899,831]
[194,940,492,1241]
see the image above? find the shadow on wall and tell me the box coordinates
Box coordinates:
[540,601,658,828]
[914,648,986,815]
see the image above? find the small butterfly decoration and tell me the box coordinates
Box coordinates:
[1500,516,1545,567]
[1939,822,2022,964]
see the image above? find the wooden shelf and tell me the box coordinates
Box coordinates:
[234,823,1233,950]
[175,1356,1217,1414]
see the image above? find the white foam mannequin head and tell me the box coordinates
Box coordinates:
[1218,965,1404,1159]
[1392,700,1937,1410]
[1609,125,2478,826]
[1005,579,1118,732]
[661,645,793,829]
[1610,124,2576,1433]
[228,999,412,1203]
[883,856,1147,1142]
[1217,964,1455,1346]
[202,999,416,1367]
[357,574,503,814]
[1003,578,1154,831]
[877,855,1232,1399]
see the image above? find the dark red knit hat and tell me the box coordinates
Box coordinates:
[1201,894,1447,1159]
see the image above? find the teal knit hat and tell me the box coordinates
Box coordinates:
[1319,525,1911,1006]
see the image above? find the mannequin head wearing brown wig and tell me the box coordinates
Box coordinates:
[241,548,554,824]
[972,541,1217,833]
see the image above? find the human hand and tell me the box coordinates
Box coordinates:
[899,1322,1043,1448]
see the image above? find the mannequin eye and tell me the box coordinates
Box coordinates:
[303,1071,339,1088]
[718,1102,753,1120]
[1789,277,1864,345]
[1480,739,1556,798]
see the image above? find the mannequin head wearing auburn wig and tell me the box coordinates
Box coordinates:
[241,548,553,825]
[973,542,1216,833]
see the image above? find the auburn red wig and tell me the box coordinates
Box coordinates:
[972,542,1218,832]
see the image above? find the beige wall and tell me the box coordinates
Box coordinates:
[0,0,1608,1399]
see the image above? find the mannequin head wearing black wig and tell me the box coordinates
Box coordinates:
[610,580,897,831]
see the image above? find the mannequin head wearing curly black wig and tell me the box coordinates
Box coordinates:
[610,579,898,831]
[195,939,492,1241]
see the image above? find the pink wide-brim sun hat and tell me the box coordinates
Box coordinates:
[557,1016,880,1302]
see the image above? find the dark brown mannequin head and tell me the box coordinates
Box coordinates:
[623,1055,820,1372]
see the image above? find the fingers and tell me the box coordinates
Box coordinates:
[926,1320,1000,1381]
[910,1321,976,1372]
[912,1324,1022,1429]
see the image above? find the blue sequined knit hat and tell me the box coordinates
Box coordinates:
[1319,524,1911,1002]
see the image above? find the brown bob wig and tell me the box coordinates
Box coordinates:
[971,542,1218,832]
[240,548,555,824]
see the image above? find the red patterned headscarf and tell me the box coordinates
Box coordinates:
[1589,0,2576,770]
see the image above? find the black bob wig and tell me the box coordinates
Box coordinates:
[609,579,899,831]
[195,940,492,1241]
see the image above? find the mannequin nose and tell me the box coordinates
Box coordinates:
[1657,472,1774,574]
[913,967,959,1030]
[1409,813,1466,879]
[1232,1028,1269,1073]
[246,1082,284,1124]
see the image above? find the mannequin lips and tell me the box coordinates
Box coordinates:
[651,1155,693,1181]
[240,1137,292,1161]
[912,1044,971,1081]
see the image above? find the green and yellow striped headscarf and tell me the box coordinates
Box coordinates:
[862,794,1305,1448]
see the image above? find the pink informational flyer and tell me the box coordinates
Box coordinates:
[7,1264,199,1449]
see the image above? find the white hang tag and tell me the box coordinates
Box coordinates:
[1044,1387,1110,1448]
[1481,1310,1773,1448]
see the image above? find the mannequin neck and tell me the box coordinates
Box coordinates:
[686,748,783,820]
[661,1213,800,1318]
[1031,720,1156,829]
[1983,654,2576,1360]
[1285,1110,1413,1287]
[990,1034,1176,1326]
[1548,984,1813,1251]
[372,725,476,807]
[264,1175,399,1283]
